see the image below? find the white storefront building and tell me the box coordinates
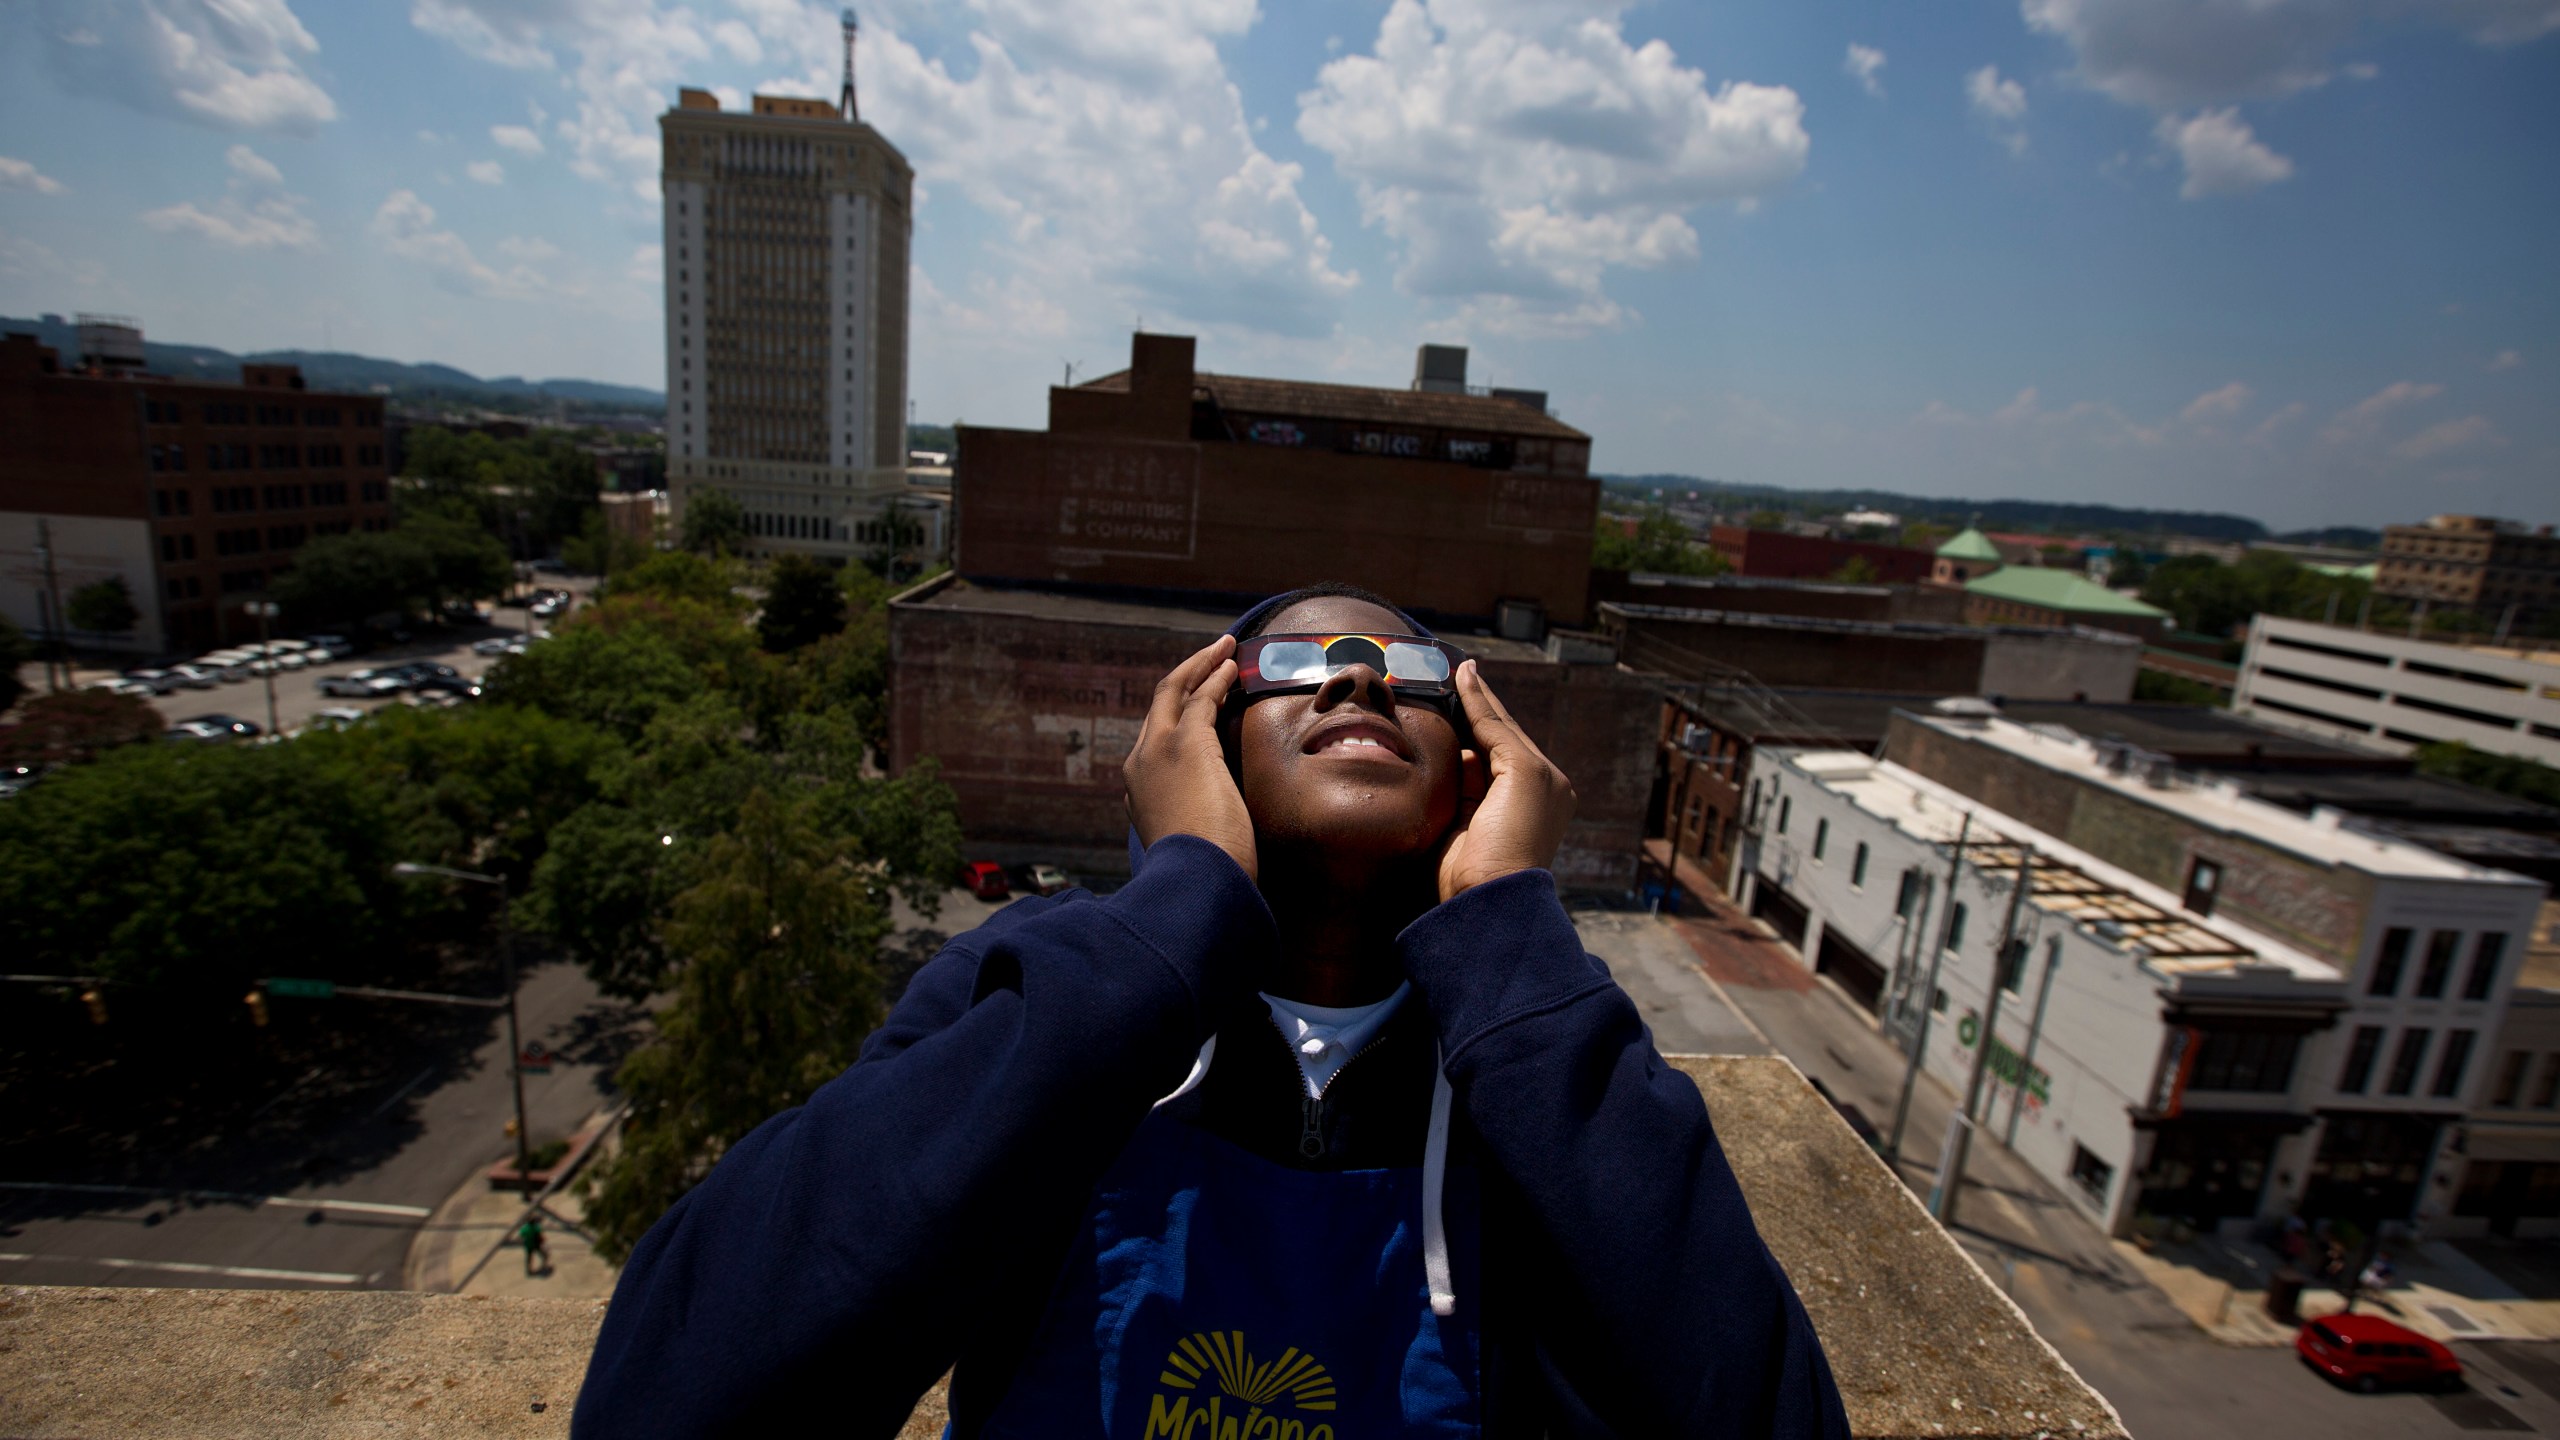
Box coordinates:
[1740,709,2547,1239]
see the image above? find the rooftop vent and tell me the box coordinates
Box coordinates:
[1413,344,1467,395]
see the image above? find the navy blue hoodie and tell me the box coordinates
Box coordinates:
[574,833,1849,1436]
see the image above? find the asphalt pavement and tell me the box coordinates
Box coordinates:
[0,957,634,1292]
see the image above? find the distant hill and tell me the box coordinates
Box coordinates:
[0,315,663,414]
[1602,473,2269,543]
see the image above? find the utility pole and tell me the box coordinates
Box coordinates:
[393,863,532,1183]
[1935,848,2035,1225]
[35,517,66,693]
[243,599,280,738]
[1887,811,1972,1163]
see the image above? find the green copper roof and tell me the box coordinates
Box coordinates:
[1964,565,2170,618]
[1936,528,2002,562]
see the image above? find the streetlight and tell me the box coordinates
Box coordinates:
[239,599,281,740]
[392,861,531,1183]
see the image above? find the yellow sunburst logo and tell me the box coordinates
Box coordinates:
[1144,1330,1341,1438]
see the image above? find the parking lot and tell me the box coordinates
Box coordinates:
[51,581,588,741]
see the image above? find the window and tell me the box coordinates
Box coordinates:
[2188,1030,2301,1093]
[2433,1030,2477,1099]
[2465,933,2509,1002]
[258,444,300,469]
[2368,928,2413,997]
[2069,1145,2114,1205]
[360,480,388,503]
[2181,858,2222,917]
[1997,939,2028,995]
[2416,930,2461,999]
[1776,796,1791,834]
[2338,1026,2384,1094]
[1851,843,1870,889]
[1944,902,1968,953]
[1812,819,1829,861]
[254,404,294,426]
[204,402,249,425]
[2384,1029,2433,1096]
[2537,1055,2560,1110]
[1896,869,1928,920]
[302,407,340,427]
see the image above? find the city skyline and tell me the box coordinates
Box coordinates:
[0,0,2553,528]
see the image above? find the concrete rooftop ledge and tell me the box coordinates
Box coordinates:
[0,1057,2123,1439]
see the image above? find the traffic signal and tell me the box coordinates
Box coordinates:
[81,989,107,1025]
[245,989,269,1027]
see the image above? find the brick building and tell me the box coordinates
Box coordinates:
[956,333,1597,629]
[0,327,392,652]
[1598,600,2143,701]
[1705,525,1934,585]
[889,579,1657,888]
[2375,514,2560,623]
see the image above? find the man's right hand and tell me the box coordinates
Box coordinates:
[1122,633,1256,882]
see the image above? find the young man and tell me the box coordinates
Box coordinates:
[575,585,1846,1437]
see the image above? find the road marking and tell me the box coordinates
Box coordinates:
[355,1065,439,1127]
[0,1181,430,1218]
[0,1252,365,1285]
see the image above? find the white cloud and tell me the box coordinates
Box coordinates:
[2487,348,2524,371]
[0,157,67,195]
[2394,414,2502,459]
[225,144,284,187]
[2156,108,2293,197]
[0,225,110,297]
[624,242,662,284]
[35,0,338,134]
[1965,64,2030,155]
[2181,380,2253,423]
[370,188,546,299]
[712,18,762,62]
[1298,0,1809,334]
[140,142,317,250]
[497,234,560,261]
[2320,379,2443,443]
[1845,43,1887,98]
[491,124,545,156]
[466,159,506,185]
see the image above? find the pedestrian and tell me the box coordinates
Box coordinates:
[518,1215,548,1277]
[576,583,1849,1437]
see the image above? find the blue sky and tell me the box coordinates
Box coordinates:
[0,0,2553,530]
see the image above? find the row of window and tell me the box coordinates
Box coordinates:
[147,400,376,428]
[176,442,379,471]
[157,480,384,517]
[2337,1024,2476,1099]
[2367,927,2506,1003]
[2488,1050,2560,1110]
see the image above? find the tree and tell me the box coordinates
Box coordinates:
[2133,669,2230,707]
[271,531,434,627]
[2413,742,2560,809]
[0,613,31,713]
[681,488,748,555]
[608,551,744,610]
[562,508,652,578]
[1591,506,1728,578]
[0,689,164,767]
[1828,556,1882,585]
[400,513,515,615]
[580,787,893,1262]
[757,554,847,653]
[66,576,140,636]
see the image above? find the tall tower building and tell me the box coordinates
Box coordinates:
[659,20,914,561]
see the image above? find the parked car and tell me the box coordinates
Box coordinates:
[183,714,263,739]
[196,652,253,680]
[298,706,368,733]
[165,664,224,689]
[318,672,405,698]
[2296,1314,2462,1393]
[471,636,517,656]
[412,674,485,700]
[121,669,183,694]
[1016,862,1072,896]
[960,861,1011,901]
[305,633,355,660]
[87,678,155,699]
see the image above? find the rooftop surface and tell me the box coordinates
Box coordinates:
[1964,567,2171,618]
[1936,527,2004,561]
[1907,714,2531,883]
[909,576,1557,662]
[0,1057,2127,1440]
[1675,688,2386,763]
[2254,612,2560,673]
[1075,366,1589,441]
[1786,749,2346,983]
[1602,600,2141,646]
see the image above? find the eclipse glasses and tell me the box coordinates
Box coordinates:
[1234,632,1469,711]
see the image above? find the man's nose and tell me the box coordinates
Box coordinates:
[1311,665,1393,713]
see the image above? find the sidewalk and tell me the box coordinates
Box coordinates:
[403,1113,620,1299]
[2120,1229,2560,1346]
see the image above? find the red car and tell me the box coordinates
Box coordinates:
[959,861,1011,901]
[2296,1313,2463,1393]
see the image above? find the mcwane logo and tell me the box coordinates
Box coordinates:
[1145,1330,1339,1439]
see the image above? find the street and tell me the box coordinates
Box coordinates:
[0,956,635,1293]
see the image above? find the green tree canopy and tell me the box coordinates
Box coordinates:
[606,550,744,610]
[2414,742,2560,808]
[66,577,141,635]
[401,425,603,555]
[0,689,164,767]
[757,554,848,653]
[271,530,435,627]
[2139,550,2368,639]
[580,787,894,1262]
[680,489,748,555]
[1592,506,1728,578]
[401,512,515,612]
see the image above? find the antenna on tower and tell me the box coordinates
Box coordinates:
[839,8,860,121]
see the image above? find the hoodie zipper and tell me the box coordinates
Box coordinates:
[1289,1028,1390,1159]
